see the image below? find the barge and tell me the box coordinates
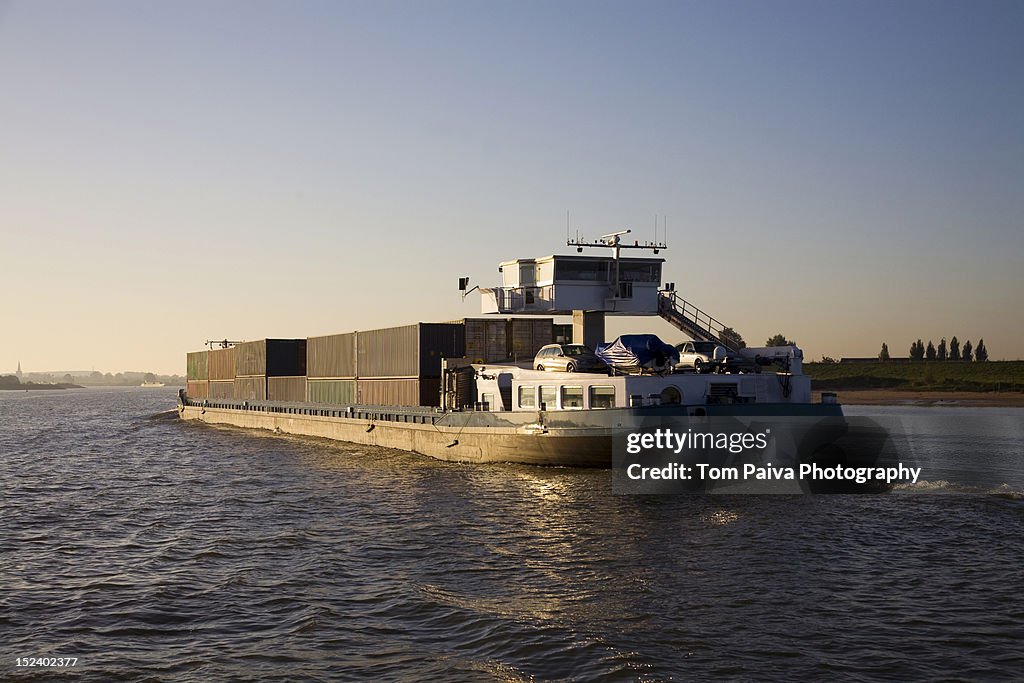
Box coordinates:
[178,232,849,468]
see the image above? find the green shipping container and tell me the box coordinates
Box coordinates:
[307,379,357,405]
[187,351,209,380]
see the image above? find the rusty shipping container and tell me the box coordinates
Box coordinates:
[356,378,442,407]
[306,379,357,405]
[510,318,554,361]
[208,347,237,381]
[234,376,267,401]
[209,380,235,399]
[186,351,209,381]
[236,339,306,377]
[186,380,209,399]
[306,332,355,379]
[356,323,464,378]
[268,376,307,403]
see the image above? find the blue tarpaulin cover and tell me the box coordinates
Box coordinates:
[596,334,679,372]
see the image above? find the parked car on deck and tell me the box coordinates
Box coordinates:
[674,340,730,373]
[534,344,607,373]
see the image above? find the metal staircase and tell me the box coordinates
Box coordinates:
[657,291,736,350]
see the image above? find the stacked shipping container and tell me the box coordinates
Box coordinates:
[208,347,235,400]
[306,331,356,407]
[234,339,307,402]
[186,319,554,407]
[186,350,209,399]
[307,323,463,407]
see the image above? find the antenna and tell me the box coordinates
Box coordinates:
[206,339,243,349]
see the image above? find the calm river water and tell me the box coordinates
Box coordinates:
[2,388,1022,681]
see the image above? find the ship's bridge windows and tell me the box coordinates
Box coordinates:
[561,386,584,410]
[481,393,494,411]
[620,262,661,283]
[660,385,682,405]
[518,386,536,409]
[555,260,608,282]
[589,386,616,409]
[540,386,557,411]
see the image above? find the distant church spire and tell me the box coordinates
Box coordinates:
[16,361,23,379]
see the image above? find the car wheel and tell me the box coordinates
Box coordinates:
[566,362,577,373]
[536,364,545,371]
[693,358,704,374]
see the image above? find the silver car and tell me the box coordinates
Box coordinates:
[674,340,729,374]
[534,344,607,373]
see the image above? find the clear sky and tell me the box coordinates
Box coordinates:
[2,0,1022,374]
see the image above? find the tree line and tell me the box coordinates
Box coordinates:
[716,328,796,350]
[878,337,989,362]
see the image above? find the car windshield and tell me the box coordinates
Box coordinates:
[563,345,591,356]
[693,342,718,352]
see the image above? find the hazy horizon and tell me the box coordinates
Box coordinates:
[3,1,1022,375]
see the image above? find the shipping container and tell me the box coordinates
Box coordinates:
[186,351,208,381]
[209,380,235,399]
[357,378,442,407]
[186,380,209,399]
[208,347,237,381]
[236,339,306,377]
[464,318,508,363]
[268,376,307,403]
[510,318,554,361]
[306,332,356,379]
[234,376,267,401]
[306,379,357,405]
[356,323,464,378]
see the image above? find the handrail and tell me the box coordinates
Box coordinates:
[658,291,735,349]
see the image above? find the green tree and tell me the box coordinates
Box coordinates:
[937,338,947,361]
[719,327,746,349]
[879,342,890,361]
[975,339,988,361]
[949,336,961,360]
[144,372,157,384]
[765,334,795,347]
[962,340,973,362]
[62,374,74,383]
[926,340,936,360]
[910,339,926,361]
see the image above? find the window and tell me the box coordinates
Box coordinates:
[620,262,661,283]
[518,386,536,409]
[555,260,608,282]
[561,386,584,409]
[481,393,494,410]
[660,385,682,405]
[540,386,557,410]
[589,386,616,409]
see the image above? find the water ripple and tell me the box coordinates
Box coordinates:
[1,389,1022,680]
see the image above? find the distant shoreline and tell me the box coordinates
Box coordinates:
[814,389,1024,407]
[0,383,84,391]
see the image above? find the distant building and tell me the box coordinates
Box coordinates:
[15,361,22,380]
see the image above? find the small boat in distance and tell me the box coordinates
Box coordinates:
[141,381,166,387]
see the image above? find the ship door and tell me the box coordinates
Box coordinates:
[497,372,513,411]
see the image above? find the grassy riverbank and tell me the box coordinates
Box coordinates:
[805,361,1024,393]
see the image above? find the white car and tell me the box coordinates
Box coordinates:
[674,341,729,374]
